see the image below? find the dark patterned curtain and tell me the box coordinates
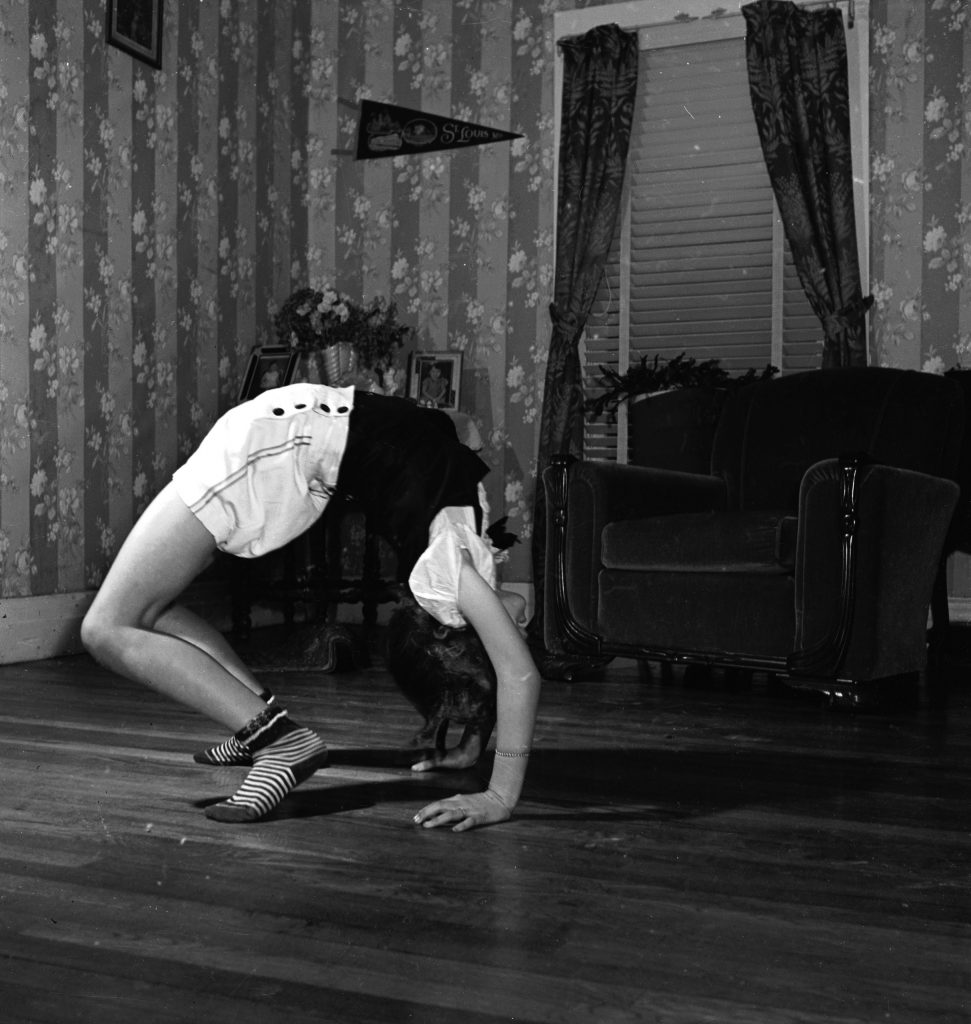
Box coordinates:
[529,24,638,649]
[743,0,871,368]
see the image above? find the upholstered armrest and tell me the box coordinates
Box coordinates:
[790,457,959,680]
[542,456,727,653]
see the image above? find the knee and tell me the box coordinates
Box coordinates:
[80,609,109,662]
[81,594,168,665]
[80,607,127,667]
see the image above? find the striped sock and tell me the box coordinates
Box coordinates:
[204,707,328,823]
[193,733,252,767]
[193,690,275,766]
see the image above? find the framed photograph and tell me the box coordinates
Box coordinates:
[106,0,164,70]
[238,346,299,404]
[409,351,462,411]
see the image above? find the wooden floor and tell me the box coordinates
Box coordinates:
[1,630,970,1023]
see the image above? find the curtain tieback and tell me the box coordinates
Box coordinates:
[824,294,874,335]
[549,302,578,334]
[550,302,588,347]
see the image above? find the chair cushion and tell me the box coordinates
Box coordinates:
[601,511,797,573]
[598,569,795,656]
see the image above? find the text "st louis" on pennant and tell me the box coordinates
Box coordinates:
[355,100,522,160]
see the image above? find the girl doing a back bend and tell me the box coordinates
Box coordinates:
[81,383,541,830]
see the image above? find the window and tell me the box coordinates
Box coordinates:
[554,1,870,462]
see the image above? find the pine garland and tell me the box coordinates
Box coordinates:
[584,352,778,421]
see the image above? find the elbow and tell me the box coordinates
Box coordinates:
[501,665,542,693]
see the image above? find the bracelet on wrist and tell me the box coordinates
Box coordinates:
[494,748,531,759]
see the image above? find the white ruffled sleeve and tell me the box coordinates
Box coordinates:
[408,502,498,629]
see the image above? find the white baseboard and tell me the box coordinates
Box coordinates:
[0,592,95,665]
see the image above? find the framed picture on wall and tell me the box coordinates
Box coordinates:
[238,346,299,404]
[106,0,164,70]
[409,352,462,411]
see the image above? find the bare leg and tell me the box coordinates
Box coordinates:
[451,717,495,767]
[155,603,267,696]
[81,482,267,731]
[156,603,272,767]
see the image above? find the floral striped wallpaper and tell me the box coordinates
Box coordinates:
[0,0,554,599]
[868,0,970,372]
[0,0,968,608]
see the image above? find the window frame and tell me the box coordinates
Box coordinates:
[553,0,870,462]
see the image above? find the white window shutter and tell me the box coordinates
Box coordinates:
[584,36,819,462]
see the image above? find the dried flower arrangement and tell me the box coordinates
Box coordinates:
[274,285,414,378]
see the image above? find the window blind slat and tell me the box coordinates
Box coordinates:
[627,38,772,380]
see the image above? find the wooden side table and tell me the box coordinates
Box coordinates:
[227,495,401,661]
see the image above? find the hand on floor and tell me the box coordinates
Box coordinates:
[412,789,511,832]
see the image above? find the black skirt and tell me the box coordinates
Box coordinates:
[335,393,490,577]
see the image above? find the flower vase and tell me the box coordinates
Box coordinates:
[318,343,359,386]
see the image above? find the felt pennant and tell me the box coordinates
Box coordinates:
[354,99,522,160]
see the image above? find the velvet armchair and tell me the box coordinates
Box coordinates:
[543,367,964,701]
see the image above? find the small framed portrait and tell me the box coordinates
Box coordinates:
[106,0,164,70]
[238,346,299,404]
[409,351,462,411]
